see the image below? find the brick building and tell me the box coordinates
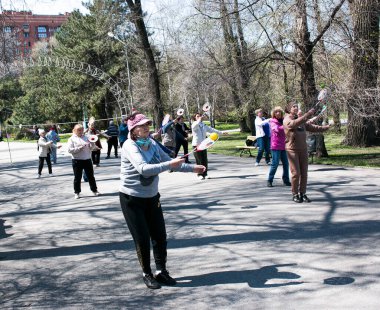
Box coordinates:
[1,10,70,58]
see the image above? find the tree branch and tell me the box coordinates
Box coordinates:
[312,0,346,47]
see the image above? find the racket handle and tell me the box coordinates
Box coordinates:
[181,148,196,158]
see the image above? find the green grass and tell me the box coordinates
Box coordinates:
[6,123,380,168]
[208,127,380,168]
[312,131,380,168]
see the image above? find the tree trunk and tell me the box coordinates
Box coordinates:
[126,0,164,129]
[295,0,328,156]
[313,0,341,131]
[220,0,250,132]
[346,0,379,146]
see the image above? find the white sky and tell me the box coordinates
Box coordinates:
[0,0,159,15]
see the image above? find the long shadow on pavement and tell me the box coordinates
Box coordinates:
[176,264,303,288]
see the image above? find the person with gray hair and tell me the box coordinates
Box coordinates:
[36,129,61,178]
[105,120,119,159]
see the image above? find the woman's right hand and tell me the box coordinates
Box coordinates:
[169,157,185,168]
[193,165,206,174]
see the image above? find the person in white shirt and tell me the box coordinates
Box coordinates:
[67,124,100,199]
[254,108,271,166]
[191,112,228,180]
[37,129,61,178]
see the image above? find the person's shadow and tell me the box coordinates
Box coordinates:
[176,264,302,288]
[0,219,13,239]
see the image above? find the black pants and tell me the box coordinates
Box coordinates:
[107,137,118,157]
[119,192,167,275]
[92,150,101,165]
[38,155,52,175]
[72,159,97,194]
[193,147,208,177]
[175,140,190,163]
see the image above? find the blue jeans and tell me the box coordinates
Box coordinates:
[268,150,290,183]
[256,136,271,164]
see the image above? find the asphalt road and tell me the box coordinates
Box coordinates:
[1,141,380,309]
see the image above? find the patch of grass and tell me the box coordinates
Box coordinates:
[8,123,380,168]
[208,129,380,168]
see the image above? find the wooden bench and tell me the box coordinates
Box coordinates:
[235,135,257,157]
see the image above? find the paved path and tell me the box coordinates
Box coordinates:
[1,141,380,309]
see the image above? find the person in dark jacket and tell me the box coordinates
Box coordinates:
[174,115,191,163]
[105,120,119,158]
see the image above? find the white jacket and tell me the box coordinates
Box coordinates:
[255,117,270,138]
[38,137,54,157]
[191,120,222,146]
[67,134,96,160]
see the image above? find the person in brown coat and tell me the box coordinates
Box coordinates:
[283,102,329,203]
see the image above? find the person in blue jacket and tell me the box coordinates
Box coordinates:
[119,116,129,148]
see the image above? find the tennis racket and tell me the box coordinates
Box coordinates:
[313,88,330,109]
[312,87,331,117]
[181,136,219,158]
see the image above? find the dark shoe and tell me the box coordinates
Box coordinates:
[283,181,291,186]
[115,155,118,158]
[155,270,177,286]
[105,156,110,159]
[300,193,312,203]
[143,273,161,289]
[267,181,273,187]
[293,194,302,203]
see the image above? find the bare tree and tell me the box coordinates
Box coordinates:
[125,0,164,128]
[345,0,380,146]
[294,0,346,157]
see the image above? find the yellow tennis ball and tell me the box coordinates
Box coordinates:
[210,133,219,141]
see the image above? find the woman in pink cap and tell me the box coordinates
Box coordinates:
[119,112,205,289]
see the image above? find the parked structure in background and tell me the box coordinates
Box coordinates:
[0,10,70,58]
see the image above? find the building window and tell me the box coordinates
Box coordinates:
[38,33,48,38]
[37,26,47,33]
[24,32,29,38]
[4,26,12,33]
[23,24,29,30]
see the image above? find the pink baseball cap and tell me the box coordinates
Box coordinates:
[127,113,152,131]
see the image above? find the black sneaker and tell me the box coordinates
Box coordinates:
[267,181,273,187]
[293,194,302,203]
[105,156,110,159]
[300,193,312,203]
[155,270,177,286]
[283,181,291,186]
[143,273,161,289]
